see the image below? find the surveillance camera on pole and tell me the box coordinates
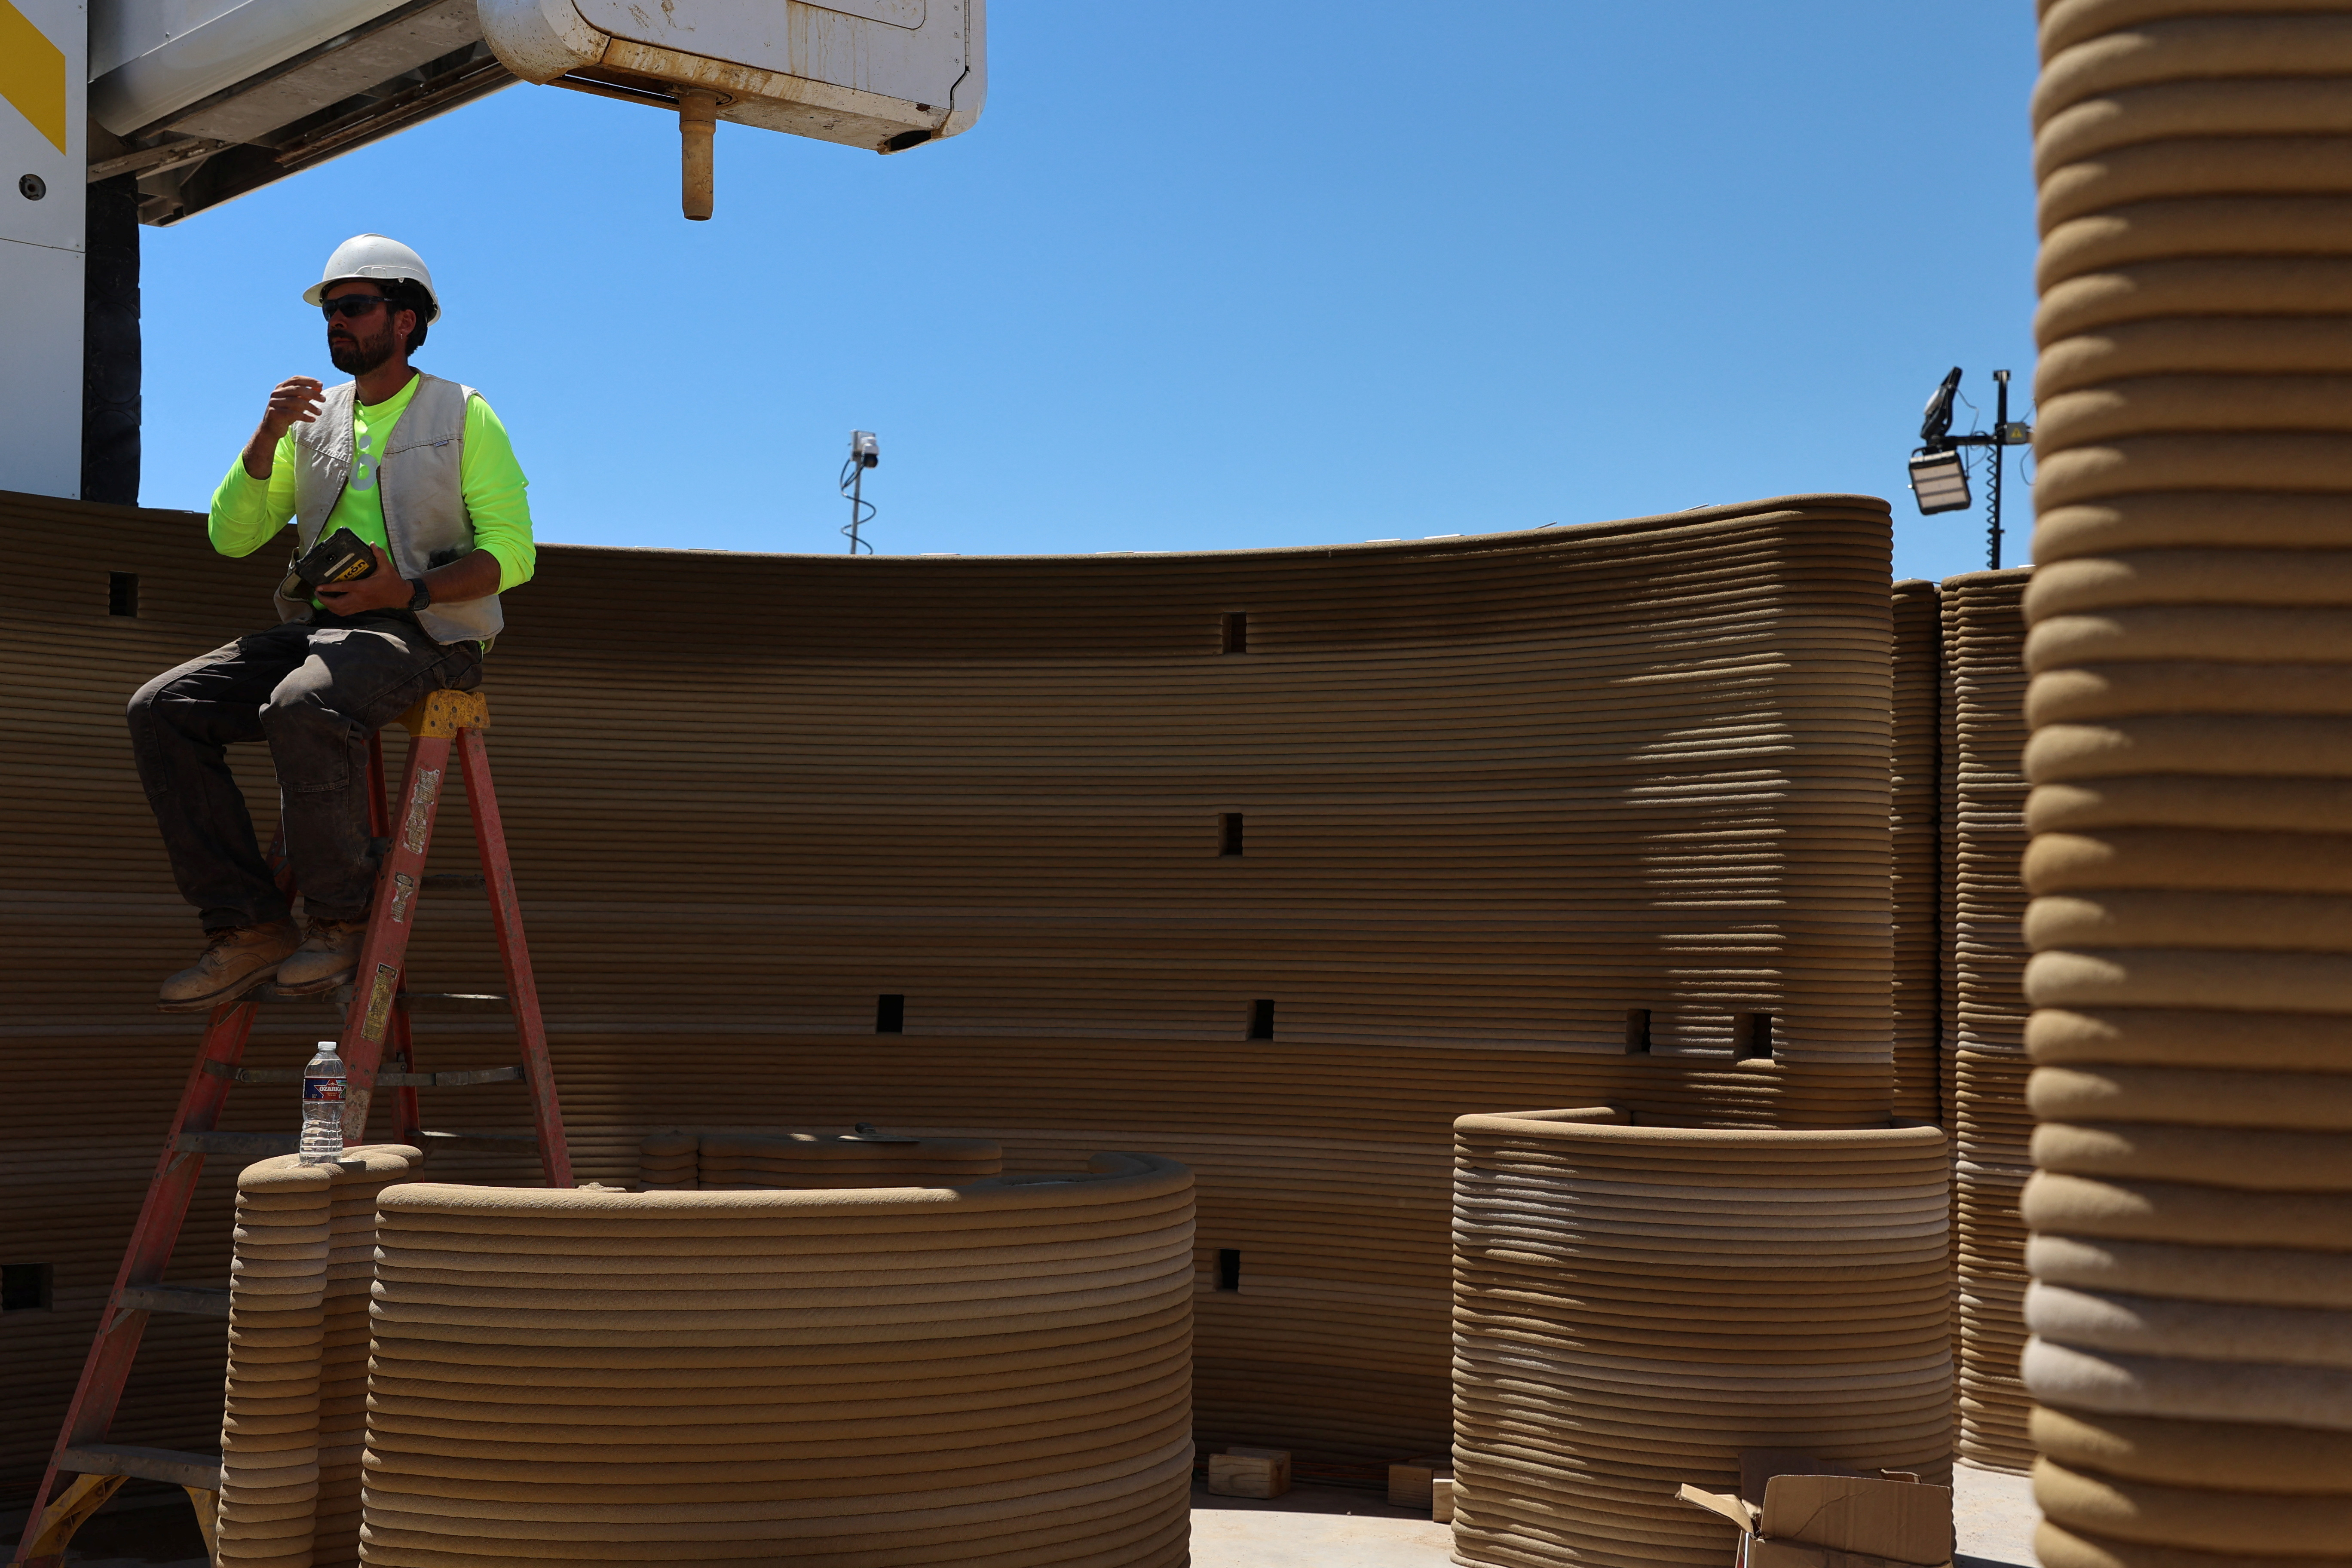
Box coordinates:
[841,432,879,554]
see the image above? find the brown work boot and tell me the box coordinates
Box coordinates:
[274,918,370,995]
[158,921,299,1012]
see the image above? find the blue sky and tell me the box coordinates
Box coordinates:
[139,3,2042,581]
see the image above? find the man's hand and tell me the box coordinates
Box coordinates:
[313,544,502,616]
[242,377,325,480]
[314,545,413,615]
[259,377,325,439]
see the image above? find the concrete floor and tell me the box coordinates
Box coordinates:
[1193,1481,1455,1568]
[1954,1462,2041,1568]
[1191,1466,2041,1568]
[12,1465,2041,1566]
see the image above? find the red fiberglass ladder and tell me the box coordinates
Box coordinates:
[13,689,573,1567]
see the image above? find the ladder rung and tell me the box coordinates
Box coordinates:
[205,1063,519,1087]
[56,1444,223,1491]
[254,987,512,1010]
[116,1285,231,1319]
[420,1129,540,1153]
[254,985,337,1005]
[380,1066,524,1088]
[174,1130,299,1158]
[420,873,486,891]
[202,1062,302,1085]
[401,993,511,1012]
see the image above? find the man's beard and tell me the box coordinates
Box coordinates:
[329,324,395,375]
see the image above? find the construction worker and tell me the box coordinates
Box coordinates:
[128,234,536,1011]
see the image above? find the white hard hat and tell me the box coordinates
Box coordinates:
[303,233,440,320]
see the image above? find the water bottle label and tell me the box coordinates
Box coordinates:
[304,1075,345,1103]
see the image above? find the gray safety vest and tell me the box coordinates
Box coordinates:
[275,372,504,644]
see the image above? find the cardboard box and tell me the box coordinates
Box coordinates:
[1676,1450,1952,1568]
[1387,1454,1450,1507]
[1207,1447,1292,1498]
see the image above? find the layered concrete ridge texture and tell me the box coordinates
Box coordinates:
[2023,2,2352,1565]
[219,1145,422,1568]
[1942,569,2038,1475]
[1,489,1905,1483]
[1890,579,1945,1127]
[638,1130,1005,1190]
[358,1154,1197,1565]
[1448,1109,1952,1568]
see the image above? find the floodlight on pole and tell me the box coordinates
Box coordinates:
[1908,449,1972,514]
[1904,366,2032,568]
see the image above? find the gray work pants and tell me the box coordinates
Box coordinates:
[127,612,482,931]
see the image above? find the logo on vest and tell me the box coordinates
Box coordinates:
[350,423,378,492]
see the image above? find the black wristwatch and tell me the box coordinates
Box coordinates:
[406,578,433,612]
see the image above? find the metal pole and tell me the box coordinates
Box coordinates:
[1989,370,2009,570]
[848,467,863,554]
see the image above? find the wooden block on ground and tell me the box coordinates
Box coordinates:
[1209,1447,1292,1499]
[1431,1472,1456,1524]
[1388,1454,1450,1507]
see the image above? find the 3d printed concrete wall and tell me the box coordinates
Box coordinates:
[359,1154,1194,1565]
[1942,568,2037,1474]
[1449,1110,1951,1568]
[0,489,1896,1477]
[218,1145,419,1568]
[2022,1,2352,1562]
[1891,579,1943,1126]
[639,1131,1003,1190]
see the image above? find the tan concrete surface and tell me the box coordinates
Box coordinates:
[1192,1482,1454,1567]
[1191,1467,2040,1568]
[1956,1461,2040,1568]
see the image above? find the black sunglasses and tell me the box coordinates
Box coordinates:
[320,294,391,321]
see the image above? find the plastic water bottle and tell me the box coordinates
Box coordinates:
[299,1041,346,1165]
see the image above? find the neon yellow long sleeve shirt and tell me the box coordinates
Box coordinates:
[208,379,536,592]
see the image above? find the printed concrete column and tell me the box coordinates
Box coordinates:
[1449,1109,1951,1568]
[2021,2,2352,1563]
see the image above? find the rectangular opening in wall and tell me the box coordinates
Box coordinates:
[874,994,905,1035]
[1247,999,1275,1040]
[1219,813,1244,857]
[108,573,138,618]
[1733,1012,1774,1060]
[1221,611,1249,654]
[1624,1008,1652,1055]
[2,1262,53,1312]
[1216,1249,1241,1291]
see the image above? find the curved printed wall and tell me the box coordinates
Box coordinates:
[0,489,1893,1476]
[639,1131,1003,1190]
[1449,1110,1951,1568]
[360,1154,1195,1566]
